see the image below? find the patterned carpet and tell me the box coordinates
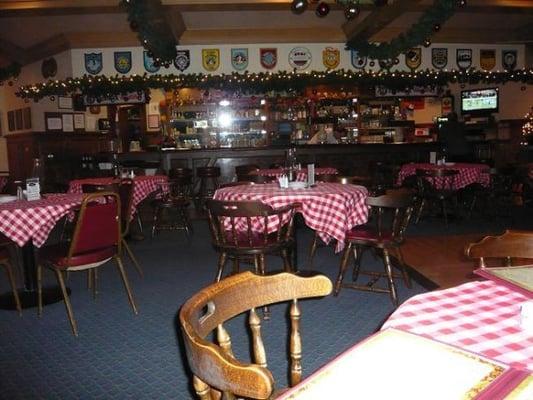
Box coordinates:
[1,204,530,399]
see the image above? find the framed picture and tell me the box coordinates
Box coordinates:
[45,112,63,132]
[23,107,32,130]
[147,114,160,129]
[7,111,15,131]
[15,109,23,130]
[58,96,73,110]
[62,113,74,132]
[73,113,85,131]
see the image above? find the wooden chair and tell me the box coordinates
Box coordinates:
[335,192,414,305]
[245,174,275,184]
[37,192,138,336]
[151,175,193,239]
[465,230,533,268]
[415,169,459,227]
[235,164,260,181]
[0,239,22,315]
[206,200,297,283]
[179,271,332,400]
[196,166,221,211]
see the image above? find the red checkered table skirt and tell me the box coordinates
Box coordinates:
[69,175,167,217]
[0,193,84,248]
[250,167,338,182]
[382,280,533,371]
[214,182,369,252]
[397,163,490,190]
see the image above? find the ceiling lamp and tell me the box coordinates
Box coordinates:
[290,0,308,14]
[315,2,330,17]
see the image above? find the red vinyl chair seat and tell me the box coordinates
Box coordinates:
[346,227,394,247]
[40,243,116,269]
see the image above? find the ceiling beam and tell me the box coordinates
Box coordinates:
[0,39,27,64]
[343,0,423,43]
[164,8,187,43]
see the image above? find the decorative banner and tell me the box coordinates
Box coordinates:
[431,48,448,70]
[480,49,496,71]
[143,51,160,73]
[41,57,57,79]
[202,49,220,72]
[231,48,248,71]
[84,53,103,75]
[350,50,367,69]
[456,49,472,69]
[502,50,517,71]
[405,48,422,70]
[289,47,312,70]
[114,51,132,74]
[174,50,190,72]
[83,91,146,106]
[260,48,277,69]
[322,47,340,70]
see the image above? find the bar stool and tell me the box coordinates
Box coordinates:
[195,166,220,211]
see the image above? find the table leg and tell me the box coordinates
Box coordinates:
[0,241,70,310]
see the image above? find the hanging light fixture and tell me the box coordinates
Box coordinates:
[291,0,308,14]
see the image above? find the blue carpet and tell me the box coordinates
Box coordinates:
[1,204,530,399]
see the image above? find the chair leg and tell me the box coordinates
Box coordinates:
[258,254,271,320]
[55,269,78,336]
[122,239,144,278]
[308,232,319,266]
[415,198,426,224]
[215,252,227,282]
[136,213,143,234]
[231,257,240,275]
[87,269,93,290]
[441,200,449,227]
[382,249,398,306]
[115,256,138,315]
[334,243,352,296]
[37,264,43,316]
[281,249,292,272]
[93,269,98,300]
[351,245,361,282]
[151,207,160,238]
[395,247,412,289]
[3,261,22,315]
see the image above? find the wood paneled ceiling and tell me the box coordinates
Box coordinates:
[0,0,532,65]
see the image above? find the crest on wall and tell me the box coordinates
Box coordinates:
[114,51,132,74]
[350,50,367,69]
[322,47,340,70]
[431,48,448,70]
[143,51,160,73]
[502,50,517,71]
[480,49,496,71]
[456,49,472,69]
[405,48,422,70]
[260,48,277,70]
[41,58,57,79]
[231,48,249,71]
[84,52,103,75]
[174,50,190,72]
[378,59,394,71]
[202,49,220,72]
[289,47,312,70]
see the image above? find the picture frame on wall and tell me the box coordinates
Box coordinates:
[73,113,85,131]
[23,107,32,130]
[7,111,15,132]
[45,112,63,132]
[58,96,73,110]
[15,109,23,130]
[147,114,160,129]
[62,113,74,132]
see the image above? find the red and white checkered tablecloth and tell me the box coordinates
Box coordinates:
[397,163,490,190]
[382,280,533,371]
[0,193,84,248]
[0,176,7,193]
[214,182,369,252]
[251,167,338,182]
[68,175,167,217]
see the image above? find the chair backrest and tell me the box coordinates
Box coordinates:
[68,192,121,261]
[169,167,193,179]
[81,182,120,194]
[206,200,296,252]
[235,164,260,180]
[219,181,255,189]
[416,169,458,192]
[365,192,414,242]
[167,175,193,199]
[465,230,533,268]
[179,271,333,399]
[245,174,275,184]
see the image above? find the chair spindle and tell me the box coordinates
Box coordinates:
[290,299,302,386]
[249,308,267,368]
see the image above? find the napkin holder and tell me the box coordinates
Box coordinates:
[25,178,41,201]
[307,163,315,187]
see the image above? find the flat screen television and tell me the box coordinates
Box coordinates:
[460,88,499,115]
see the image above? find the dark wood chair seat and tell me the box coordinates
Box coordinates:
[345,227,394,247]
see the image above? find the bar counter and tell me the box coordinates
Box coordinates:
[119,142,439,182]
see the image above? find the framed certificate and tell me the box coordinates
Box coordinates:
[45,112,62,132]
[58,96,73,110]
[62,113,74,132]
[73,113,85,131]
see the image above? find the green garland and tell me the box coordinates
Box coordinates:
[0,62,21,84]
[16,69,533,101]
[121,0,177,64]
[346,0,457,60]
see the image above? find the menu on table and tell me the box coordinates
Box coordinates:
[474,266,533,296]
[280,328,529,400]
